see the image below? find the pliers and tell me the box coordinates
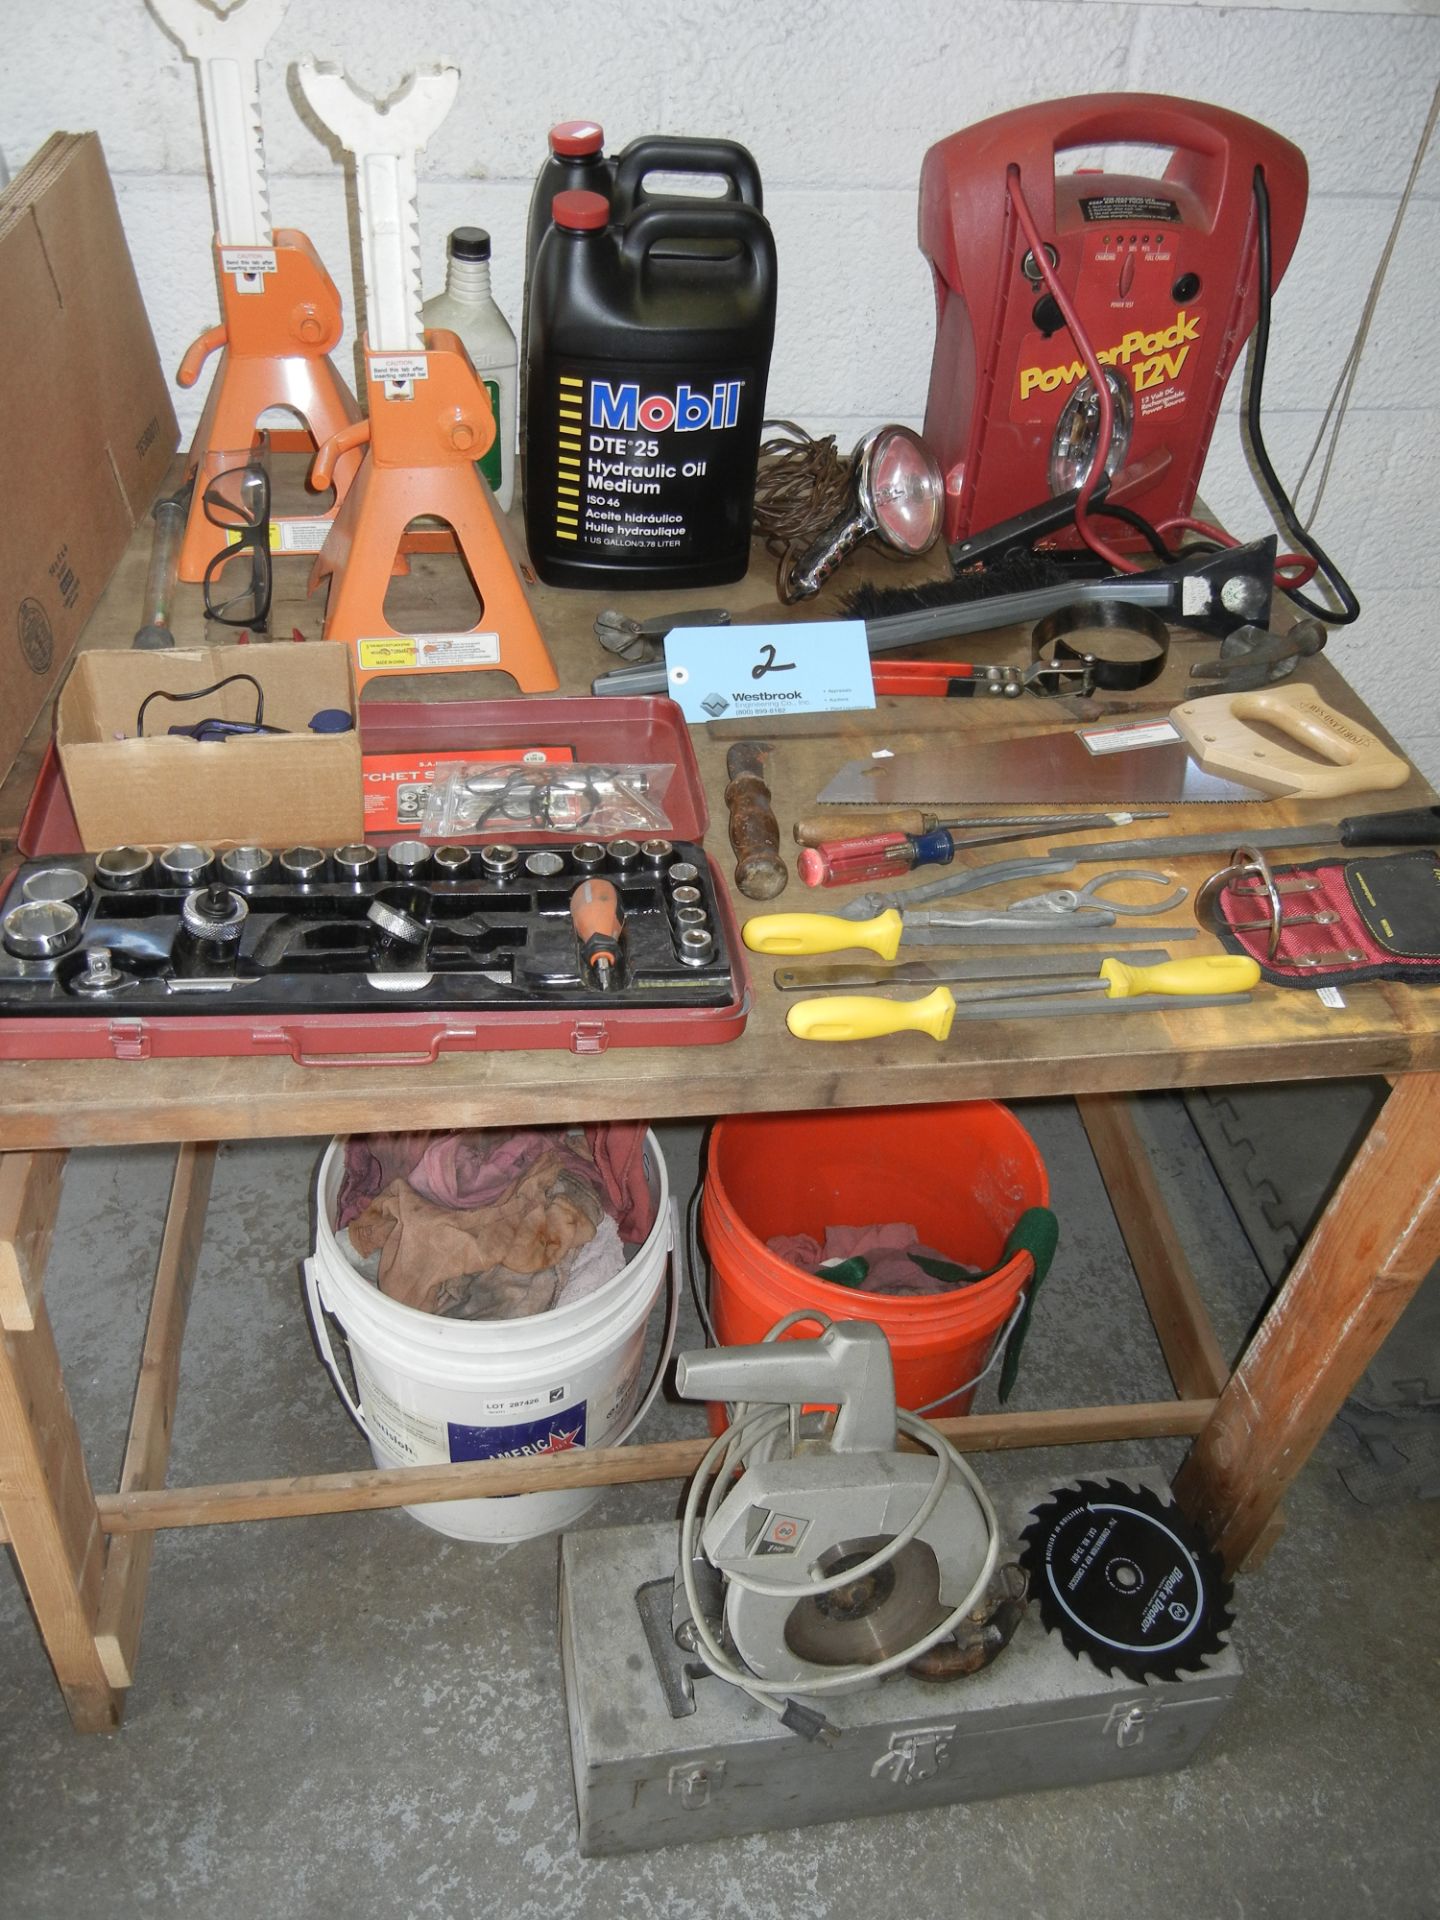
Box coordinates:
[1003,870,1188,918]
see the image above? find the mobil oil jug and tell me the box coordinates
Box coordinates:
[525,126,765,279]
[524,189,777,590]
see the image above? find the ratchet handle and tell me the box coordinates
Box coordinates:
[177,322,227,387]
[571,879,623,983]
[312,416,371,490]
[743,908,904,959]
[786,987,956,1043]
[1099,955,1259,999]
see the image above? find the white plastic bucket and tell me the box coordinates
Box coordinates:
[304,1131,678,1542]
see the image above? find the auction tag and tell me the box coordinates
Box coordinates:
[663,619,875,723]
[1078,718,1182,756]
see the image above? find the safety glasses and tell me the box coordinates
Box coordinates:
[202,438,272,632]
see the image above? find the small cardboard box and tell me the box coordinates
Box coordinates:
[0,132,178,783]
[57,643,364,850]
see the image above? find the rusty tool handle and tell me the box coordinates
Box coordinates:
[725,742,788,900]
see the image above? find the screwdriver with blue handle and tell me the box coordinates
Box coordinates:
[783,955,1261,1042]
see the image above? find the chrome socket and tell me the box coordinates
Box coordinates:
[95,846,154,891]
[160,844,214,887]
[3,898,82,960]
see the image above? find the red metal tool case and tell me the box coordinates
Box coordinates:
[1,696,749,1064]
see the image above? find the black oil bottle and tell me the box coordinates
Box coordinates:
[525,126,765,280]
[525,121,609,282]
[524,189,777,590]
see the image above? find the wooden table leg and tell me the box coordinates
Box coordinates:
[1176,1071,1440,1573]
[94,1143,215,1689]
[0,1149,122,1731]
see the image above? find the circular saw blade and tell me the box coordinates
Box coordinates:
[783,1536,946,1669]
[1018,1478,1234,1683]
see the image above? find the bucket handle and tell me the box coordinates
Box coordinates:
[612,1197,684,1446]
[301,1204,685,1455]
[303,1255,372,1441]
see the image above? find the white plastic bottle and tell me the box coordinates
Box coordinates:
[421,227,519,510]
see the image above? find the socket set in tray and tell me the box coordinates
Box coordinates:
[0,834,748,1061]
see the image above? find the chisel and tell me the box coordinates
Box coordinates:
[784,956,1260,1042]
[1051,805,1440,867]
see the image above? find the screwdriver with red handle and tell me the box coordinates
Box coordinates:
[571,878,624,989]
[798,827,963,888]
[796,811,1163,889]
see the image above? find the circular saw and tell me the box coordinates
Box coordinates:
[1019,1477,1233,1683]
[672,1320,1000,1698]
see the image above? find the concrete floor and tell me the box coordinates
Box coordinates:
[2,1098,1437,1919]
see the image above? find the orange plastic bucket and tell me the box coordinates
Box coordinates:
[701,1102,1049,1422]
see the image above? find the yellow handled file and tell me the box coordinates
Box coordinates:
[786,986,956,1043]
[784,954,1260,1044]
[743,909,905,960]
[1099,955,1260,998]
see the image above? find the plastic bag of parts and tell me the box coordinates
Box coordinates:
[420,761,676,837]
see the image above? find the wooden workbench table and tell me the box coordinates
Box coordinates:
[3,505,1439,1733]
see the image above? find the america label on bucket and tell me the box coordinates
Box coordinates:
[447,1404,589,1462]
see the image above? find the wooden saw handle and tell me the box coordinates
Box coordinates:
[1170,684,1411,799]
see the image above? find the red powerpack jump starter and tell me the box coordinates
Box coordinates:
[919,94,1308,549]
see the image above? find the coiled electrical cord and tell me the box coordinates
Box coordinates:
[1245,166,1360,625]
[676,1303,1001,1728]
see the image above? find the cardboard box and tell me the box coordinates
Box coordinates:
[57,643,364,851]
[0,131,178,783]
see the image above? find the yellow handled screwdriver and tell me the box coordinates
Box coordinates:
[785,955,1261,1043]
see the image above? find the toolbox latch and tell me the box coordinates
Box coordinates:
[1104,1701,1161,1748]
[668,1760,725,1809]
[571,1021,611,1056]
[107,1020,151,1061]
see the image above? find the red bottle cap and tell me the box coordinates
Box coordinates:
[549,120,604,157]
[553,189,610,232]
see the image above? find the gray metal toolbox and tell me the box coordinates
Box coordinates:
[559,1468,1241,1855]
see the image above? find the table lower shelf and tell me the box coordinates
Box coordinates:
[4,1074,1440,1734]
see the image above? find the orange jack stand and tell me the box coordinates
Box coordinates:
[176,230,363,580]
[309,330,558,692]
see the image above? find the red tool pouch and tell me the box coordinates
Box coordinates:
[1208,850,1440,988]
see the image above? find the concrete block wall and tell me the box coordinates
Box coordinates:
[4,0,1437,776]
